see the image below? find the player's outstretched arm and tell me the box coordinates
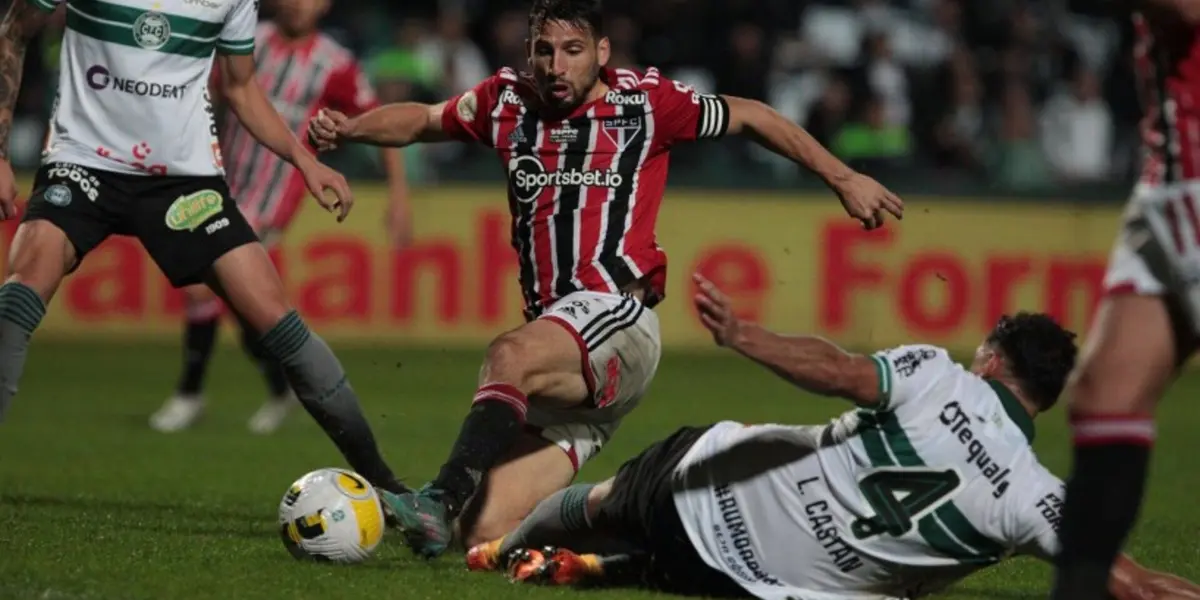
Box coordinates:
[721,95,904,230]
[1108,554,1200,600]
[308,102,452,150]
[692,273,880,406]
[0,0,52,218]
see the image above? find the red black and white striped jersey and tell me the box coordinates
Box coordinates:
[1134,12,1200,185]
[441,66,731,318]
[217,22,379,231]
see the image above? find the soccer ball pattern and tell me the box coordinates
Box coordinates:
[277,468,386,563]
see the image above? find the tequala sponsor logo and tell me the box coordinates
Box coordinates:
[165,189,224,231]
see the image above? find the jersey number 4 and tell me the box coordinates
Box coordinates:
[851,467,963,540]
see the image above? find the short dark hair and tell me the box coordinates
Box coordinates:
[985,312,1079,412]
[529,0,604,38]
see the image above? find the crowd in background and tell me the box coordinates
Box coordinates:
[11,0,1139,196]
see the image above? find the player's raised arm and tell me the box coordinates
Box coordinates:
[0,0,54,218]
[692,273,882,407]
[723,95,904,230]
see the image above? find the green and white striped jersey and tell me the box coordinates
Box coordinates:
[672,345,1065,600]
[32,0,256,176]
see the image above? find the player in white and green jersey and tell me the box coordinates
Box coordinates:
[0,0,410,496]
[462,274,1200,600]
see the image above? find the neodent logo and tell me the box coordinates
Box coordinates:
[86,65,188,99]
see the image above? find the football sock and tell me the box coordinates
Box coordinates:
[259,310,398,489]
[499,483,595,557]
[0,282,45,421]
[238,317,289,398]
[432,383,528,517]
[1052,413,1155,600]
[176,314,219,396]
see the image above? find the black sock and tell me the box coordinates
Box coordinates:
[176,316,219,396]
[238,318,289,398]
[432,382,528,517]
[1052,413,1154,600]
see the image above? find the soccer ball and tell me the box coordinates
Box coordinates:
[277,468,386,563]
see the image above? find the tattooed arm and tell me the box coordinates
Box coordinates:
[0,0,52,160]
[0,0,53,218]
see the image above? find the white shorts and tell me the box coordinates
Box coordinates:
[526,291,662,471]
[1104,181,1200,333]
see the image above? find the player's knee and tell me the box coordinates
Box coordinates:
[482,333,539,391]
[6,221,74,302]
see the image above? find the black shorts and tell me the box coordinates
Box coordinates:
[22,162,258,287]
[592,425,749,598]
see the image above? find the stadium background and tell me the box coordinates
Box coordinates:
[10,2,1200,599]
[4,0,1131,355]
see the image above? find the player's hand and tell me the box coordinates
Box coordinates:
[832,173,904,231]
[296,154,354,222]
[307,108,350,152]
[0,160,19,220]
[693,273,741,348]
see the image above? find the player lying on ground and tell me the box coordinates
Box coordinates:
[1052,3,1200,599]
[0,0,408,494]
[464,274,1200,600]
[306,0,904,558]
[149,0,413,435]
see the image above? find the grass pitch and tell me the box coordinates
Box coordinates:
[3,341,1200,600]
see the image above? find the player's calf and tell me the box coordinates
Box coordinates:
[385,320,590,555]
[151,285,224,432]
[0,220,76,421]
[456,432,576,547]
[206,244,404,494]
[1053,295,1180,600]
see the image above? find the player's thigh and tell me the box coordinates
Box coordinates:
[482,319,590,404]
[457,431,576,547]
[1068,294,1182,416]
[125,177,277,329]
[1076,213,1198,415]
[524,291,662,411]
[12,164,115,299]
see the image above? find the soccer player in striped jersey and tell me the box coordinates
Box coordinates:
[307,0,904,558]
[1052,4,1200,598]
[466,275,1200,600]
[148,0,412,435]
[0,0,409,495]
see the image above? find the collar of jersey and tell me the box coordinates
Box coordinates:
[985,379,1035,444]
